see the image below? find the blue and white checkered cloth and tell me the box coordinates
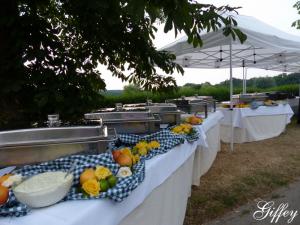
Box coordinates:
[0,153,145,217]
[111,129,186,160]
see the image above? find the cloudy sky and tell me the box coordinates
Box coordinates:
[101,0,300,90]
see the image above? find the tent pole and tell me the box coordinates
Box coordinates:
[242,60,245,94]
[229,39,234,151]
[245,68,247,94]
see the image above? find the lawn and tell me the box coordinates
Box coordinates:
[184,119,300,225]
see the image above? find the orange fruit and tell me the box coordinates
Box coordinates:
[0,185,9,205]
[80,168,96,185]
[112,150,122,161]
[0,174,12,186]
[115,153,132,167]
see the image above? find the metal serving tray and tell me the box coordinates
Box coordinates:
[85,111,161,134]
[166,96,215,117]
[233,93,268,103]
[123,103,182,125]
[0,126,117,167]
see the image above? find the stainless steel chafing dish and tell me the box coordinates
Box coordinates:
[0,125,117,167]
[85,106,160,134]
[123,102,182,125]
[233,93,268,103]
[166,95,216,117]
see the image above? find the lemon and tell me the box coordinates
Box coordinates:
[138,147,147,156]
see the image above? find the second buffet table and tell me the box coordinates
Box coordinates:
[219,104,294,143]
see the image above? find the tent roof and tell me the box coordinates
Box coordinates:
[161,14,300,72]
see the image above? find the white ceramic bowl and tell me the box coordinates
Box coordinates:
[13,171,73,208]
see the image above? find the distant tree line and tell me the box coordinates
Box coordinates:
[215,73,300,89]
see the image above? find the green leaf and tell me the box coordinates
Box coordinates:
[164,17,173,33]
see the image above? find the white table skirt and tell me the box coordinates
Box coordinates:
[181,111,223,186]
[220,104,294,143]
[191,111,223,186]
[220,104,294,128]
[0,141,198,225]
[120,153,195,225]
[192,123,221,186]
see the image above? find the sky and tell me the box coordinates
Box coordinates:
[101,0,300,90]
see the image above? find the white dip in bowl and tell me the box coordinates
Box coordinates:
[13,171,73,208]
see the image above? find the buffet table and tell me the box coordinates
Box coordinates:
[0,141,198,225]
[220,104,294,143]
[1,110,226,225]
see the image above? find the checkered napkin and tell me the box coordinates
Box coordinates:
[0,153,145,217]
[111,129,187,160]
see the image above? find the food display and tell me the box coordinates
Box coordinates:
[0,174,12,186]
[112,140,160,165]
[0,173,23,206]
[0,185,9,205]
[221,102,249,108]
[264,99,278,106]
[116,167,132,178]
[235,103,250,108]
[171,123,194,135]
[79,166,117,197]
[1,111,199,217]
[13,171,73,208]
[184,115,203,125]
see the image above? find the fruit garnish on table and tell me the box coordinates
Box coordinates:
[80,168,96,185]
[236,103,249,108]
[116,167,132,178]
[1,174,22,188]
[264,100,278,106]
[82,179,100,197]
[148,140,160,149]
[171,123,193,135]
[184,115,203,125]
[113,141,160,165]
[113,147,141,167]
[95,166,112,180]
[0,174,12,186]
[0,185,9,205]
[133,140,160,156]
[0,173,23,206]
[79,166,117,197]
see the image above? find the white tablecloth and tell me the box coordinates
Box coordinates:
[220,104,294,143]
[220,104,294,128]
[0,141,198,225]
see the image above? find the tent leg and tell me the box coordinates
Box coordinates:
[245,68,247,94]
[229,40,234,151]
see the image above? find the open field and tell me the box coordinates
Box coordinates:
[184,119,300,225]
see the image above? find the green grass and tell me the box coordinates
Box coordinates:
[187,169,294,223]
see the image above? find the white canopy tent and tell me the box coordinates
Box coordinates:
[161,14,300,150]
